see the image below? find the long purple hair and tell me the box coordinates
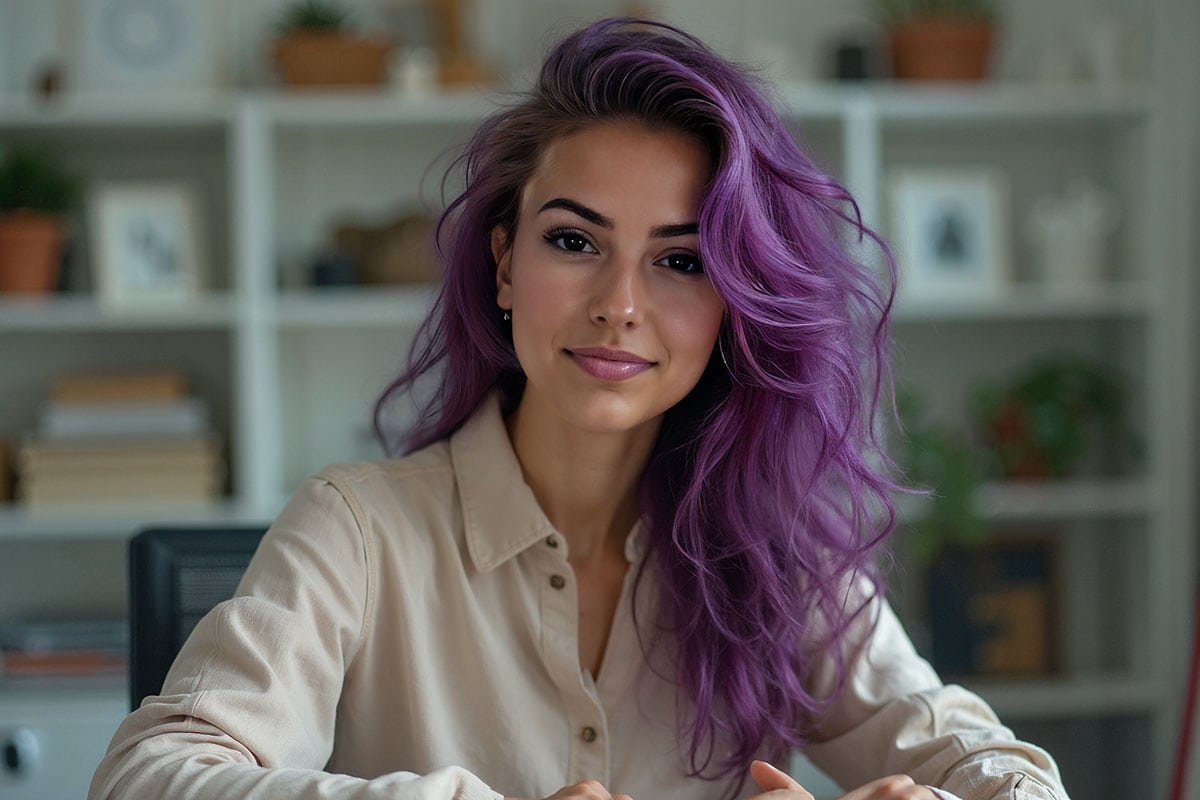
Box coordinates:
[375,17,900,788]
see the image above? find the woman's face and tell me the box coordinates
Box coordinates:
[493,120,725,438]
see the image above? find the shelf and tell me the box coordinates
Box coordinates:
[0,82,1155,134]
[275,285,438,328]
[968,675,1159,718]
[0,680,127,715]
[899,478,1152,526]
[892,282,1150,322]
[863,82,1156,124]
[976,479,1151,522]
[0,499,270,542]
[257,89,499,128]
[0,89,233,129]
[0,293,237,332]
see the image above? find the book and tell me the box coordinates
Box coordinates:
[38,398,210,439]
[1,650,128,677]
[50,371,188,405]
[18,470,224,508]
[18,435,221,468]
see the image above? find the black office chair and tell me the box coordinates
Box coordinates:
[128,526,267,711]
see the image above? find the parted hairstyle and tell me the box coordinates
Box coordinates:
[375,16,901,791]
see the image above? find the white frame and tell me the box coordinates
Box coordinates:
[888,167,1011,302]
[89,183,206,307]
[69,0,221,92]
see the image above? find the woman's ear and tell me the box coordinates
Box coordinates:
[492,226,513,310]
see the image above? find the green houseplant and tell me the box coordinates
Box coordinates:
[0,145,80,294]
[872,0,998,81]
[895,391,988,564]
[271,0,392,88]
[973,356,1127,480]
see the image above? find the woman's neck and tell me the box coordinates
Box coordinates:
[504,397,657,566]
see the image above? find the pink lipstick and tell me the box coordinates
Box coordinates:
[567,347,654,381]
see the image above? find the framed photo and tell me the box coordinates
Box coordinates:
[927,534,1061,679]
[888,168,1011,302]
[89,183,206,307]
[68,0,221,92]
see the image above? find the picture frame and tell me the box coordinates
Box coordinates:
[89,183,207,307]
[887,167,1011,302]
[927,534,1061,679]
[68,0,222,93]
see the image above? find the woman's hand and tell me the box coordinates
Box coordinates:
[506,779,633,800]
[833,775,938,799]
[749,761,937,800]
[748,761,815,800]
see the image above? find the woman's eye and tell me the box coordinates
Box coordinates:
[657,252,704,275]
[545,230,597,254]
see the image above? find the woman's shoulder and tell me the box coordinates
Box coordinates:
[313,438,456,494]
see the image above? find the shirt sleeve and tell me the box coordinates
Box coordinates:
[89,475,503,800]
[801,582,1069,800]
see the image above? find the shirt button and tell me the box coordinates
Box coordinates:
[549,574,566,590]
[581,726,597,743]
[546,536,559,548]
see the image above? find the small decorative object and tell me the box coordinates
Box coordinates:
[1078,11,1136,85]
[332,213,439,285]
[873,0,997,81]
[89,183,206,308]
[0,440,12,502]
[74,0,218,92]
[888,167,1010,303]
[973,356,1125,480]
[928,535,1060,678]
[0,145,81,294]
[1026,180,1119,288]
[832,40,873,81]
[430,0,493,87]
[271,0,393,88]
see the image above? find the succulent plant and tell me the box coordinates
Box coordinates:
[0,145,80,215]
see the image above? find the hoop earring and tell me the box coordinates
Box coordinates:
[717,334,732,372]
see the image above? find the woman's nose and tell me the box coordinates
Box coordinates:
[589,260,645,328]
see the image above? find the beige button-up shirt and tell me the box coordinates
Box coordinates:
[90,395,1067,800]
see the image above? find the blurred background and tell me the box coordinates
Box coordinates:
[0,1,1196,799]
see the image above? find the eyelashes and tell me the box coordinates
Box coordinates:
[541,227,705,275]
[543,227,596,254]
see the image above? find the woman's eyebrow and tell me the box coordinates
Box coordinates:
[538,197,698,238]
[539,197,612,228]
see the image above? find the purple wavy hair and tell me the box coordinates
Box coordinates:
[375,17,900,789]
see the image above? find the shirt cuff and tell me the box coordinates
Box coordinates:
[927,788,963,800]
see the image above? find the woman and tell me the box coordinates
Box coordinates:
[91,18,1068,800]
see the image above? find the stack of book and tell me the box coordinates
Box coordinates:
[0,619,128,686]
[16,371,225,509]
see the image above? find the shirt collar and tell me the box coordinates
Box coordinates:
[451,393,555,572]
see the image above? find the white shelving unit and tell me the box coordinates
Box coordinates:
[0,80,1191,800]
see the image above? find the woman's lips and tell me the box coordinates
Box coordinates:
[567,347,654,381]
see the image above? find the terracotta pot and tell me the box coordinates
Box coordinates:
[0,210,65,294]
[889,18,994,81]
[272,33,393,88]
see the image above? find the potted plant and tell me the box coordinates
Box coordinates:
[895,391,988,565]
[0,145,80,294]
[973,356,1127,480]
[271,0,393,88]
[873,0,997,81]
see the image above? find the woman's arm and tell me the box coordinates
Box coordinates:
[801,584,1068,800]
[89,476,502,800]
